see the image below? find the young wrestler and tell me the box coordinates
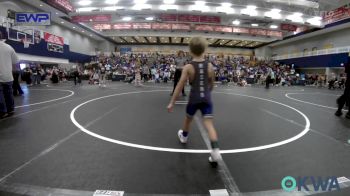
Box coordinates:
[167,37,222,164]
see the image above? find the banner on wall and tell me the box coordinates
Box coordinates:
[132,23,152,29]
[178,15,200,23]
[323,3,350,24]
[250,29,267,36]
[200,16,221,23]
[280,24,298,31]
[152,23,172,30]
[113,23,133,30]
[93,24,112,30]
[171,23,191,30]
[195,25,214,31]
[214,26,232,33]
[72,15,111,23]
[47,0,74,13]
[44,32,64,45]
[92,23,283,38]
[267,30,283,37]
[160,14,221,24]
[160,14,177,22]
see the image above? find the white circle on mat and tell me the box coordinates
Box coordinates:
[15,89,74,108]
[70,90,310,154]
[286,92,348,111]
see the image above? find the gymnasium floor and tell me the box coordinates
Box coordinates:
[0,82,350,196]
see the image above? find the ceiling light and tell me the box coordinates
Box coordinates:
[132,4,151,10]
[307,16,322,26]
[82,30,85,32]
[251,23,259,27]
[105,0,119,4]
[241,5,257,16]
[221,2,231,7]
[146,17,154,20]
[270,25,278,29]
[232,20,240,25]
[73,26,76,29]
[56,12,59,15]
[287,12,304,23]
[103,6,123,11]
[265,8,281,19]
[191,1,209,12]
[163,0,175,4]
[60,21,64,24]
[78,0,92,6]
[247,5,257,9]
[271,8,281,13]
[39,4,43,6]
[122,16,132,21]
[216,3,234,14]
[294,12,303,17]
[195,1,206,6]
[76,7,96,12]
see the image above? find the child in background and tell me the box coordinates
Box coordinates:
[134,61,142,87]
[155,70,160,83]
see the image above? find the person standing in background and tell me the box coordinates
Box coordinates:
[142,64,149,82]
[171,51,187,96]
[98,63,107,87]
[12,64,23,96]
[73,65,81,86]
[32,64,42,85]
[134,61,142,87]
[335,62,350,119]
[265,68,272,89]
[23,66,32,85]
[0,32,19,118]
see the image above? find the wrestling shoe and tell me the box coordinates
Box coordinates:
[177,130,188,144]
[335,110,343,117]
[209,148,222,168]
